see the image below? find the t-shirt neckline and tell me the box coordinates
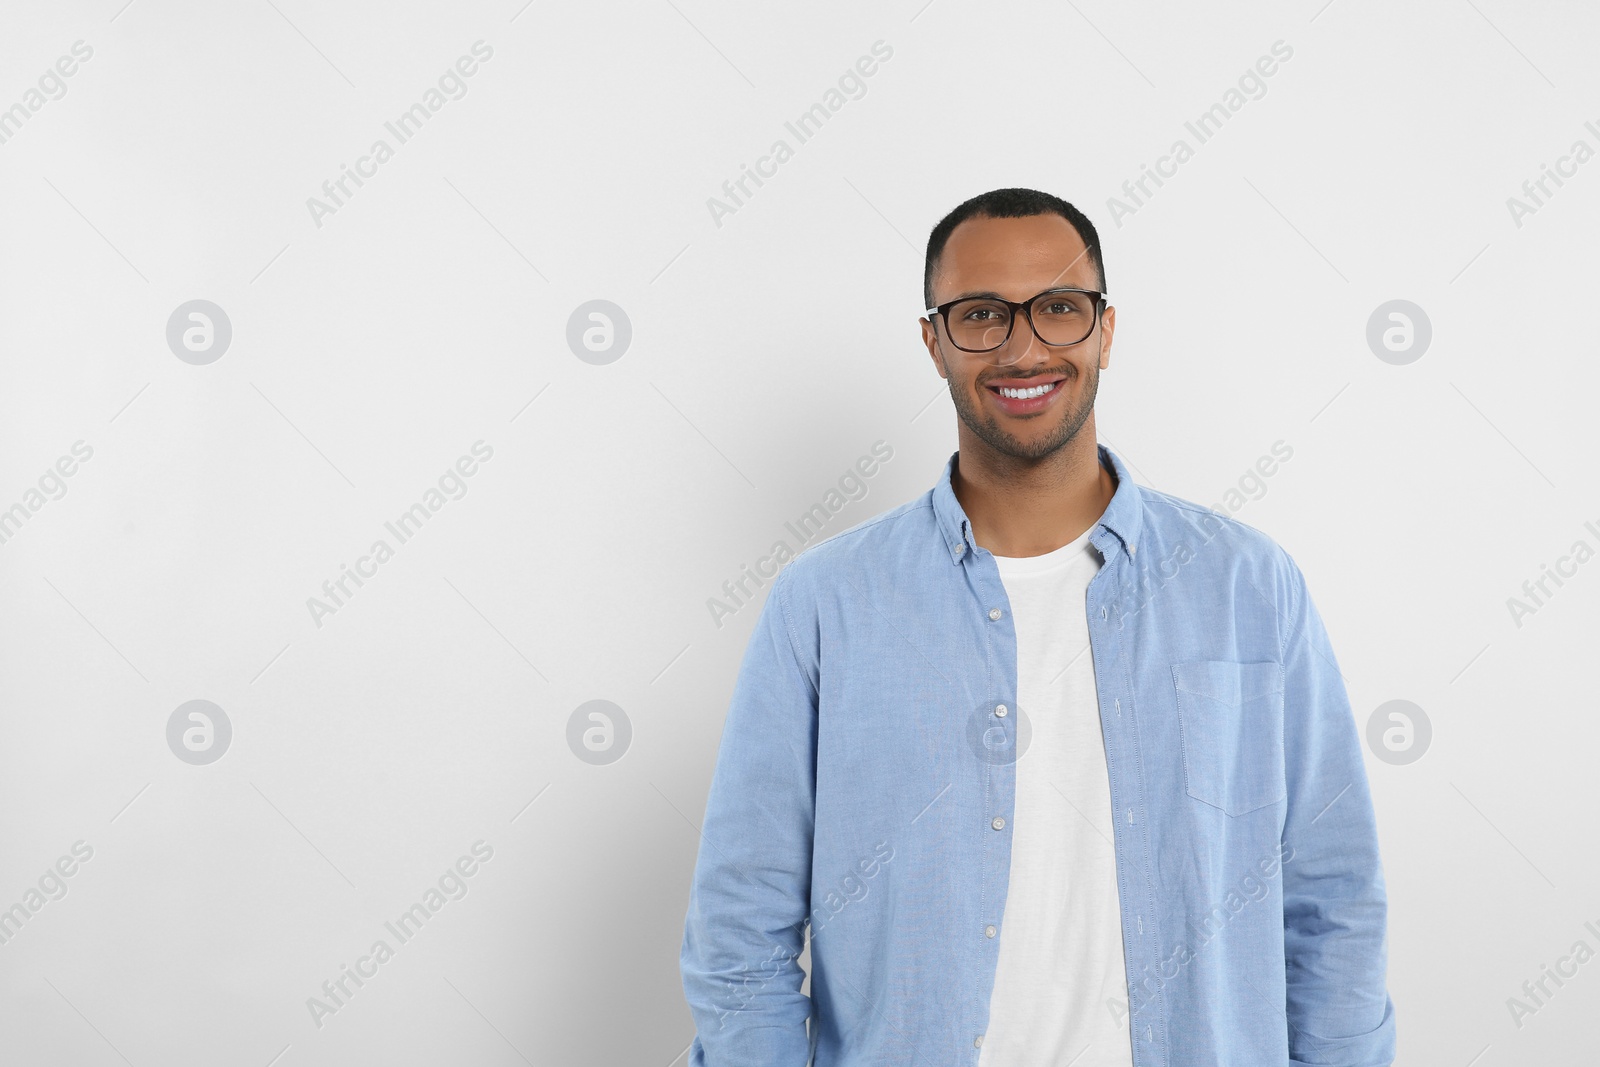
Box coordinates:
[990,522,1101,576]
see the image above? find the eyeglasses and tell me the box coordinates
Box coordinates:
[925,287,1107,366]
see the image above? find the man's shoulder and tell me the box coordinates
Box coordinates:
[775,491,935,586]
[1132,481,1310,620]
[1136,481,1289,565]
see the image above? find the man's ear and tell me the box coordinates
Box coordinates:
[920,318,948,380]
[1097,305,1116,370]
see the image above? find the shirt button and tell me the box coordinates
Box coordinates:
[1100,606,1107,620]
[991,816,1005,830]
[984,924,997,937]
[988,607,1002,620]
[994,704,1007,717]
[974,1035,984,1048]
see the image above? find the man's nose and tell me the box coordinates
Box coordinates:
[1003,306,1052,368]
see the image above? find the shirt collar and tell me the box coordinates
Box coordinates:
[931,442,1144,564]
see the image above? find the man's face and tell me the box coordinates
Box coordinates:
[920,213,1115,462]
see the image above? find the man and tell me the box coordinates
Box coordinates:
[680,187,1396,1066]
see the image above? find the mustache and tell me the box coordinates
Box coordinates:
[978,367,1076,384]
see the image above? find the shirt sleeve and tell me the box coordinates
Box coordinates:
[1277,549,1398,1067]
[680,563,819,1066]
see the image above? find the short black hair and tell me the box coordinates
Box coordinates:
[923,187,1105,310]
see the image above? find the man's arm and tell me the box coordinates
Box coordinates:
[1277,549,1397,1067]
[681,563,818,1066]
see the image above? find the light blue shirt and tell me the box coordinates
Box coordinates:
[680,443,1397,1066]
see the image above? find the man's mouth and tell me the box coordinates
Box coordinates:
[983,374,1067,405]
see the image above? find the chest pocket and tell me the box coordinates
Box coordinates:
[1171,659,1286,816]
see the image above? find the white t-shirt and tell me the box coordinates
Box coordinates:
[979,522,1136,1066]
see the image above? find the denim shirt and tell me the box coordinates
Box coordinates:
[680,443,1397,1067]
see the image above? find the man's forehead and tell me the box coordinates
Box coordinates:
[935,214,1093,297]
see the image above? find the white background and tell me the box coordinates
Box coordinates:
[1,0,1596,1063]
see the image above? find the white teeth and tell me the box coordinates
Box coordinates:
[997,381,1057,399]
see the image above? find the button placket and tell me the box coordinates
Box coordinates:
[975,562,1017,1061]
[1088,575,1152,1062]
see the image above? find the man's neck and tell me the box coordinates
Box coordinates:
[951,436,1116,558]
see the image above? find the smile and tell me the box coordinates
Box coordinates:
[982,374,1067,415]
[991,380,1061,399]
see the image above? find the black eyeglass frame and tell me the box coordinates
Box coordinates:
[924,286,1109,353]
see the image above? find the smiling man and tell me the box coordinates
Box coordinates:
[680,187,1397,1066]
